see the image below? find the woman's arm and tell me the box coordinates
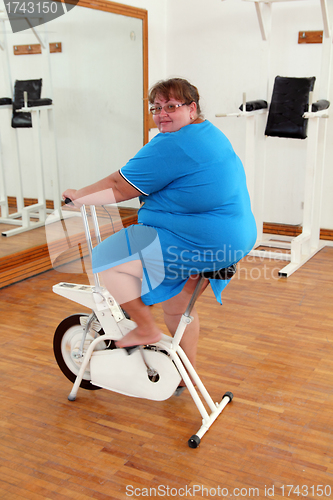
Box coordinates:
[62,171,142,206]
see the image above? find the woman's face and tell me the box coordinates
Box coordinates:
[152,95,197,133]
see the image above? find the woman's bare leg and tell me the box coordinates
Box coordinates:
[100,261,161,347]
[162,276,209,381]
[115,297,161,347]
[100,265,208,351]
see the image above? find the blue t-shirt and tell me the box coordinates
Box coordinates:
[113,120,257,304]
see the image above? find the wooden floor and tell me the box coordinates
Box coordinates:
[1,247,333,499]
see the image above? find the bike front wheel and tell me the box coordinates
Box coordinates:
[53,313,107,390]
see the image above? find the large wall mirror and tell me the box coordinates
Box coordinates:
[0,0,148,259]
[51,0,149,194]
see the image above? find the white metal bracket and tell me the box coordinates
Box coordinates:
[243,0,331,41]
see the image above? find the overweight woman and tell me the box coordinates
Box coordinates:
[62,78,257,378]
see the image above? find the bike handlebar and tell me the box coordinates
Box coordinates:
[64,197,74,206]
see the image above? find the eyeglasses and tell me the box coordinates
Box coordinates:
[149,103,187,115]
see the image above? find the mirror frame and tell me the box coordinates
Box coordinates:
[63,0,149,144]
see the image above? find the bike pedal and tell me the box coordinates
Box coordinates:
[122,345,142,355]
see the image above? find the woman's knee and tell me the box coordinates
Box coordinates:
[162,283,197,316]
[162,275,209,316]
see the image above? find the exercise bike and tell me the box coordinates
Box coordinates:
[50,202,235,448]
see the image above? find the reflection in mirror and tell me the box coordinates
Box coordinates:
[0,0,147,280]
[50,4,144,201]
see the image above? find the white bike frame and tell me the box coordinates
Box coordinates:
[53,205,232,447]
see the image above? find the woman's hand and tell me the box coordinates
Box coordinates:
[62,189,82,207]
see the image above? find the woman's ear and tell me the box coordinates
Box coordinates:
[189,101,197,119]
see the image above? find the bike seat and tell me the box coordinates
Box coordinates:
[199,263,237,280]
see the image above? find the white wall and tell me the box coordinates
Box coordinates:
[1,0,332,229]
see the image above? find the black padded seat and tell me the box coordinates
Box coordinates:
[312,99,330,112]
[199,263,237,280]
[239,99,268,112]
[0,98,12,106]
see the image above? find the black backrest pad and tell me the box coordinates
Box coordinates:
[13,79,42,109]
[265,76,315,139]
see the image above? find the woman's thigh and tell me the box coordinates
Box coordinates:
[100,259,143,279]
